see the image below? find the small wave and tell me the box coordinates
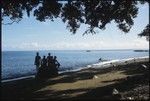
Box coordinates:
[91,56,149,68]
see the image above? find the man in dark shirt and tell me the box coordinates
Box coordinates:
[34,52,41,72]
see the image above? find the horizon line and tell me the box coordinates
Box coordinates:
[2,49,149,52]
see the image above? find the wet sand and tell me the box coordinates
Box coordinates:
[1,58,149,100]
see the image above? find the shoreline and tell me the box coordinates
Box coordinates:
[2,56,149,83]
[2,56,149,100]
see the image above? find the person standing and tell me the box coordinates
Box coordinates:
[47,53,53,67]
[41,56,47,68]
[34,52,41,72]
[53,56,60,68]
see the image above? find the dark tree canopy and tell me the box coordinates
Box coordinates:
[1,0,149,35]
[138,24,149,41]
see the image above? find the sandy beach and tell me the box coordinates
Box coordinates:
[1,57,149,100]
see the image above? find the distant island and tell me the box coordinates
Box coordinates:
[134,50,149,52]
[86,50,91,52]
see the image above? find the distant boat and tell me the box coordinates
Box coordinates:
[133,50,149,52]
[86,50,91,52]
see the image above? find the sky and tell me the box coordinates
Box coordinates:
[2,3,149,51]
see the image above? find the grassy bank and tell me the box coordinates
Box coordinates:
[1,59,149,100]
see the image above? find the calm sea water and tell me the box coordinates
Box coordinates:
[2,50,149,80]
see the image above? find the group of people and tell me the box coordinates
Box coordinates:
[34,52,60,75]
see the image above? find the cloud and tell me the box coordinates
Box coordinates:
[2,37,149,51]
[51,41,104,50]
[103,37,149,49]
[21,42,38,48]
[11,42,40,50]
[132,38,149,49]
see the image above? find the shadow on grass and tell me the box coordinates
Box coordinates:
[31,71,149,100]
[1,61,149,100]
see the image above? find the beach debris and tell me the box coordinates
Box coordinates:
[62,94,66,96]
[112,88,122,99]
[112,88,119,95]
[127,97,134,100]
[93,75,98,79]
[141,64,147,69]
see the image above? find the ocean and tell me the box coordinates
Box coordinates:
[2,50,149,80]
